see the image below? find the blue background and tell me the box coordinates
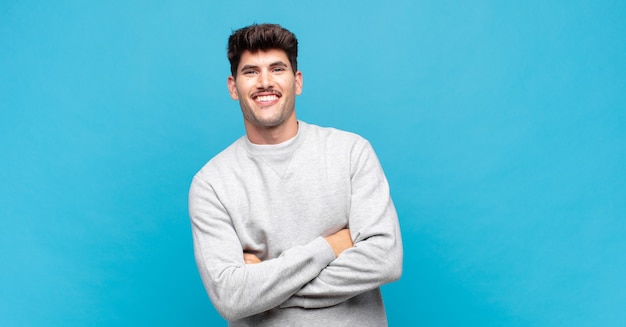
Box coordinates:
[1,1,625,326]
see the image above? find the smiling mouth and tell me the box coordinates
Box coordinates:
[255,95,279,102]
[252,91,281,105]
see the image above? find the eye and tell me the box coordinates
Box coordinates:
[243,69,257,75]
[272,67,286,72]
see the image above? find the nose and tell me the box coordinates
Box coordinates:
[258,69,273,89]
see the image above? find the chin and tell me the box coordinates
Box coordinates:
[255,115,286,127]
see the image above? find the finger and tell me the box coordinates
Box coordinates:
[243,253,261,264]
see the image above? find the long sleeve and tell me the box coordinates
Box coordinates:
[189,176,337,321]
[189,122,400,325]
[280,140,403,309]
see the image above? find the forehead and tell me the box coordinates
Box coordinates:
[238,49,291,68]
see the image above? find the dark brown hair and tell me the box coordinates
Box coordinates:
[227,23,298,77]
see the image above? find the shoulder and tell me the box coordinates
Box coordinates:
[302,121,370,149]
[191,136,247,186]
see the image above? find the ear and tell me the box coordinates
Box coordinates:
[227,76,239,100]
[295,71,303,95]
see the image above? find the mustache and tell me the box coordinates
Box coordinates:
[252,89,282,97]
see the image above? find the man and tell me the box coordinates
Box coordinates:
[189,23,403,326]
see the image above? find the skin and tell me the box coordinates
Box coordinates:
[228,49,353,264]
[244,229,354,264]
[227,49,303,145]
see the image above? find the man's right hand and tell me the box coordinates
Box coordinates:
[324,229,353,258]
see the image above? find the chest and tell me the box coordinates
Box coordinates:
[223,153,352,258]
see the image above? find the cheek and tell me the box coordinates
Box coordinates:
[235,82,253,100]
[280,78,297,92]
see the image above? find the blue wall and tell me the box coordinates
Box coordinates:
[1,1,624,326]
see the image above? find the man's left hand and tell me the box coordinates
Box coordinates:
[244,252,262,264]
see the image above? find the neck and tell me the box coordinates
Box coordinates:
[244,115,299,145]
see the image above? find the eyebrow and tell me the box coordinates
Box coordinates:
[240,61,289,72]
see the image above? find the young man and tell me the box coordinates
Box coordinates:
[189,23,403,326]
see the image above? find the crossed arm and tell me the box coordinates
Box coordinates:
[189,140,403,320]
[191,192,400,319]
[244,229,353,264]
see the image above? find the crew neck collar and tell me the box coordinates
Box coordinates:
[243,121,308,157]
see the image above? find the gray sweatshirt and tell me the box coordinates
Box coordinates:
[189,121,403,326]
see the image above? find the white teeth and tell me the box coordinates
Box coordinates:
[256,95,278,102]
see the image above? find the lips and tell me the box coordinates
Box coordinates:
[252,91,281,105]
